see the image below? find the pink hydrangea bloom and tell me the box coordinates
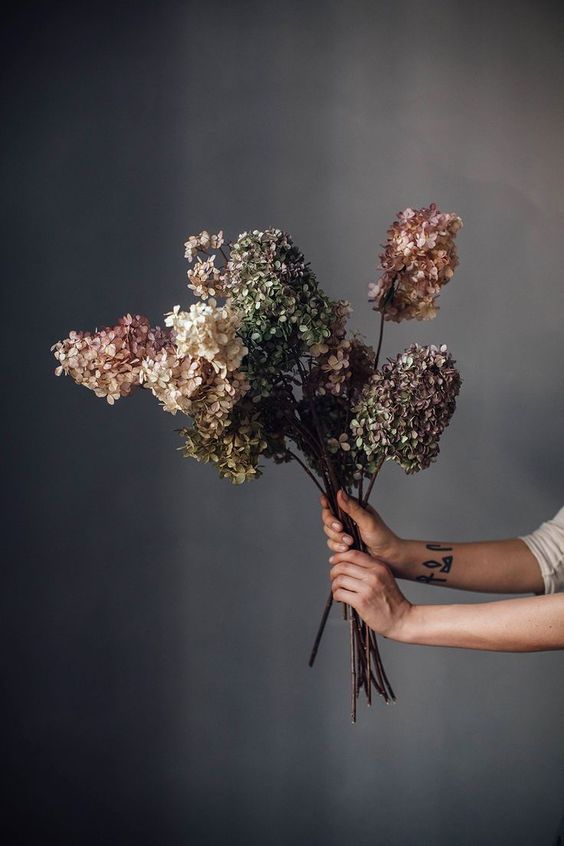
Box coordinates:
[369,204,462,322]
[52,315,169,404]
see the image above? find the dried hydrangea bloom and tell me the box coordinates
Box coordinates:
[369,204,462,322]
[142,300,250,432]
[327,432,352,453]
[309,300,376,399]
[347,336,376,396]
[52,315,169,404]
[186,255,230,300]
[184,229,224,262]
[189,368,250,436]
[309,300,375,400]
[226,229,336,395]
[140,348,210,415]
[179,405,267,484]
[351,343,461,474]
[165,299,247,376]
[308,300,352,396]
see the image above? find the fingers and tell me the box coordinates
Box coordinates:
[331,573,363,594]
[333,587,361,606]
[329,549,379,570]
[320,494,343,532]
[330,561,372,582]
[323,523,354,552]
[320,497,354,551]
[321,506,341,532]
[336,489,375,531]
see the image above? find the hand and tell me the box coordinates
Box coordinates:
[320,489,408,576]
[329,548,414,640]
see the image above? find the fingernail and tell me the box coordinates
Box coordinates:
[342,535,353,544]
[336,544,347,551]
[329,555,335,563]
[332,522,341,530]
[340,489,349,501]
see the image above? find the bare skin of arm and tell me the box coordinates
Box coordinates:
[322,490,563,652]
[321,489,545,595]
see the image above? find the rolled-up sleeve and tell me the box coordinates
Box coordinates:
[519,506,564,594]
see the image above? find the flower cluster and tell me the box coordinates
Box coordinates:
[351,343,461,474]
[179,403,268,485]
[53,210,462,487]
[184,229,224,261]
[53,301,250,443]
[165,300,246,374]
[187,256,229,300]
[369,204,462,322]
[225,229,337,395]
[308,299,352,396]
[52,314,169,404]
[150,299,250,433]
[308,305,375,401]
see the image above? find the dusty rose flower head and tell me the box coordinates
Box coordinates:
[52,315,169,404]
[351,343,461,474]
[369,204,462,322]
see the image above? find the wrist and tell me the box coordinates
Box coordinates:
[384,537,417,578]
[391,603,424,644]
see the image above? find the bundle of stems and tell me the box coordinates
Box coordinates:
[308,474,396,723]
[274,308,395,723]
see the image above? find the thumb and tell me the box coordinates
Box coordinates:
[337,489,373,529]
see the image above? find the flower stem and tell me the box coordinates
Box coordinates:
[308,589,334,667]
[287,450,325,495]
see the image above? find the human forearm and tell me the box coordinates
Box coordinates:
[395,593,564,651]
[391,537,544,595]
[321,492,545,596]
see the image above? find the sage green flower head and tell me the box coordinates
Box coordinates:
[226,228,337,395]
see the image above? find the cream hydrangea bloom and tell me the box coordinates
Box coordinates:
[165,299,247,375]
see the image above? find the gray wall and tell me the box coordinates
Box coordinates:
[4,1,564,844]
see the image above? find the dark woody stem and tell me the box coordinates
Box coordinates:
[287,450,325,495]
[373,274,398,370]
[350,614,357,723]
[308,589,334,668]
[361,455,385,508]
[374,309,386,371]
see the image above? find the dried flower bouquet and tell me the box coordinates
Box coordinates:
[52,204,462,721]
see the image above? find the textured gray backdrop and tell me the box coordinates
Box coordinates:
[4,1,564,844]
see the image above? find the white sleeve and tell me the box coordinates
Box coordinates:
[518,506,564,594]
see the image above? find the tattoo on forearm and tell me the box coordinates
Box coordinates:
[415,543,454,586]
